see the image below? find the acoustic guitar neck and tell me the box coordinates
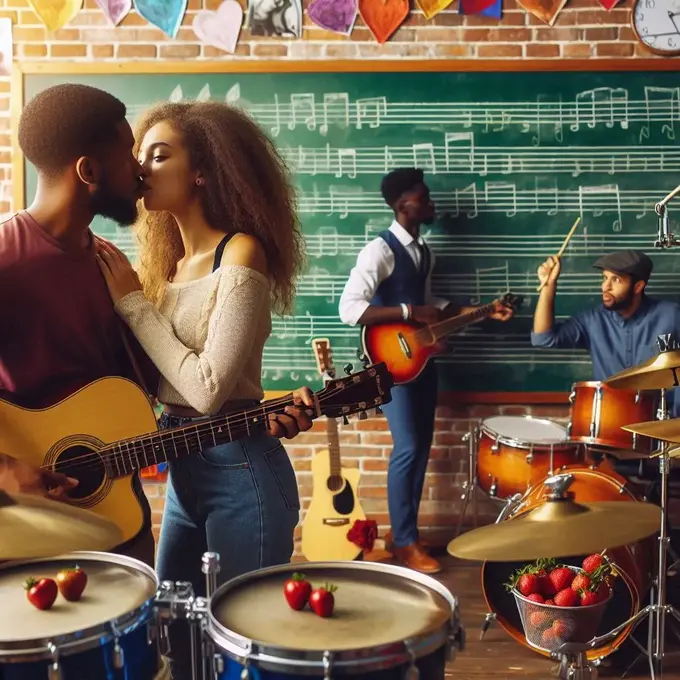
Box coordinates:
[427,299,499,342]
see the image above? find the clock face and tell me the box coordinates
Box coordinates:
[633,0,680,55]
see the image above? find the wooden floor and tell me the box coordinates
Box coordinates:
[419,555,679,679]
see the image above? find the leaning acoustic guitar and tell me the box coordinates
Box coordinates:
[361,292,523,385]
[301,338,367,561]
[0,364,392,545]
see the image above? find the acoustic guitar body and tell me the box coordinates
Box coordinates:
[0,377,158,545]
[361,323,445,385]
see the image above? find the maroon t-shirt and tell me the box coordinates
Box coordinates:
[0,211,136,408]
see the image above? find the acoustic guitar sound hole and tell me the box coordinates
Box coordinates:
[53,445,107,500]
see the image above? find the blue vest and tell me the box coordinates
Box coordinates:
[371,230,428,307]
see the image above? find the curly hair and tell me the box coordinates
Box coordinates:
[133,101,304,315]
[19,84,127,176]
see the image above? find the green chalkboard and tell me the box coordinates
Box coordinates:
[18,63,680,396]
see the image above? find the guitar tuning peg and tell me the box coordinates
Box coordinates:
[359,411,368,420]
[342,415,349,425]
[356,350,370,369]
[343,363,354,376]
[375,405,383,416]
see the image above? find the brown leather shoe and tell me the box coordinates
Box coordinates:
[392,543,442,574]
[384,530,431,552]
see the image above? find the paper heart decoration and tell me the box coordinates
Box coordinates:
[134,0,187,38]
[29,0,83,32]
[460,0,501,17]
[359,0,408,43]
[307,0,357,35]
[95,0,132,25]
[193,0,244,54]
[517,0,567,25]
[597,0,620,9]
[416,0,453,20]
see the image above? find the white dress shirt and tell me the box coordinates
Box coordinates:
[338,221,450,326]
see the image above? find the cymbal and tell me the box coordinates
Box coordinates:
[0,492,122,559]
[447,498,661,562]
[603,351,680,390]
[623,420,680,448]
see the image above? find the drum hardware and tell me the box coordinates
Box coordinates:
[454,421,481,538]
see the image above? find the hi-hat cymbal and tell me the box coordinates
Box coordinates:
[447,498,661,562]
[603,351,680,390]
[0,492,122,559]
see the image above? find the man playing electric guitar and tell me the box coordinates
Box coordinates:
[339,167,513,574]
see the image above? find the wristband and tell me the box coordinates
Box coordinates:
[400,303,409,320]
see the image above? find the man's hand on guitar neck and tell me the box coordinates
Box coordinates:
[266,387,315,439]
[0,454,77,500]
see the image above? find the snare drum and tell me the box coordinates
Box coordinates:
[476,416,582,499]
[203,561,463,679]
[0,552,160,680]
[568,381,659,454]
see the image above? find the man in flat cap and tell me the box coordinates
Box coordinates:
[339,167,514,575]
[532,249,680,416]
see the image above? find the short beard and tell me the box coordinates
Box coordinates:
[605,289,635,312]
[89,181,138,227]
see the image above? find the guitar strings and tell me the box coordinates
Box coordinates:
[38,382,358,476]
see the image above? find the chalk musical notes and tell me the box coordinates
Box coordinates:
[413,142,437,174]
[356,96,387,129]
[640,86,680,143]
[470,262,510,304]
[289,93,317,131]
[579,184,623,232]
[484,182,517,217]
[319,92,350,136]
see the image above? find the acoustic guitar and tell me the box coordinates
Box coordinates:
[361,292,523,385]
[0,365,393,545]
[300,338,367,561]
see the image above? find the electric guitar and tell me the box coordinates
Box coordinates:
[0,365,392,544]
[361,292,523,385]
[301,339,367,561]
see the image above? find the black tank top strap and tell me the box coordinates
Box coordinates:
[212,234,234,272]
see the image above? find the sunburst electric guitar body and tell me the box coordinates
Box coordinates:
[301,339,367,562]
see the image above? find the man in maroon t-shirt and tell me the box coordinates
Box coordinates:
[1,85,312,565]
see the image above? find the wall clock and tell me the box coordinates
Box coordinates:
[632,0,680,56]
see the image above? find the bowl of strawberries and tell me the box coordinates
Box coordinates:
[506,553,616,653]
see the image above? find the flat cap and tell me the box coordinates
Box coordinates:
[593,250,653,282]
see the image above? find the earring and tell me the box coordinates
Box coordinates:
[196,177,205,186]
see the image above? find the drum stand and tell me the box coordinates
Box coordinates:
[455,422,481,538]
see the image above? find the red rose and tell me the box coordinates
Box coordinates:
[347,519,378,551]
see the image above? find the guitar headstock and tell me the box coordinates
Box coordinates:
[499,292,525,310]
[312,337,336,383]
[316,362,393,420]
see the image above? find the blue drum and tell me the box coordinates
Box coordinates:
[0,552,164,680]
[203,561,464,678]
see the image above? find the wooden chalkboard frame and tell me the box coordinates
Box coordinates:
[12,59,678,405]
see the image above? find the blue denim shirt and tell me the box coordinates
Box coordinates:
[531,296,680,416]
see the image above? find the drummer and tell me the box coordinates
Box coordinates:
[531,249,680,417]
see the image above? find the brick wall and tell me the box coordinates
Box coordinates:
[2,0,657,546]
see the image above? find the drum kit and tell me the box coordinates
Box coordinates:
[0,494,464,679]
[449,334,680,679]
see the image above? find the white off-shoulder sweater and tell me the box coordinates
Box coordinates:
[115,264,271,415]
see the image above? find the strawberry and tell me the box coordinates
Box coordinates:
[582,554,605,574]
[517,573,541,597]
[554,588,580,607]
[549,567,575,592]
[56,566,87,602]
[538,574,556,597]
[530,610,552,629]
[571,572,592,593]
[526,593,545,603]
[541,627,557,646]
[545,599,555,605]
[552,619,569,639]
[309,583,337,618]
[580,591,600,607]
[283,573,312,611]
[24,578,58,610]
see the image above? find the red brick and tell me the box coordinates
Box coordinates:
[92,44,114,58]
[252,43,289,57]
[534,27,583,40]
[354,418,389,431]
[159,44,201,58]
[324,44,358,58]
[117,44,157,58]
[50,44,88,58]
[596,42,635,57]
[562,43,593,57]
[585,27,618,40]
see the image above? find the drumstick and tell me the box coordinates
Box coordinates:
[536,217,582,293]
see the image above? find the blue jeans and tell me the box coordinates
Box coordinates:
[381,362,438,548]
[157,412,300,680]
